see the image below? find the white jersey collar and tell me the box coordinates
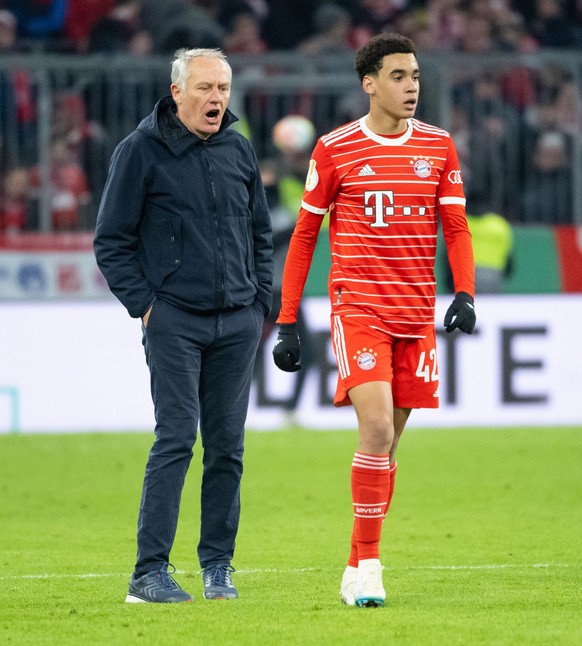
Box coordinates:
[360,116,413,146]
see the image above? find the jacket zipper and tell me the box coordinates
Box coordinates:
[203,143,226,308]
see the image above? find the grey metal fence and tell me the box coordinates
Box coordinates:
[0,50,580,231]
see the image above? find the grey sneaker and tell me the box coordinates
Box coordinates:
[125,564,193,603]
[202,564,238,600]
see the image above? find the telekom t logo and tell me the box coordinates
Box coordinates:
[363,190,426,227]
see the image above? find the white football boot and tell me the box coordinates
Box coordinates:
[339,565,358,606]
[354,558,385,607]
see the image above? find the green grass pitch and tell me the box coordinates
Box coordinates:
[1,426,581,645]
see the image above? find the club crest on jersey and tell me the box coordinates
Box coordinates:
[410,156,433,178]
[305,159,319,191]
[353,348,377,371]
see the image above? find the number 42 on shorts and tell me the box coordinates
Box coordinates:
[415,349,438,382]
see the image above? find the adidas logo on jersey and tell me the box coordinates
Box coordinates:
[358,164,375,176]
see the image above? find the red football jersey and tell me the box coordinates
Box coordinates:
[278,117,474,338]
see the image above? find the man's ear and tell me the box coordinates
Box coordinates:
[362,75,375,96]
[170,83,182,105]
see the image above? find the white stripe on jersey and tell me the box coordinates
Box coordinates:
[440,196,466,205]
[333,315,350,379]
[321,120,361,146]
[301,200,327,215]
[411,118,450,137]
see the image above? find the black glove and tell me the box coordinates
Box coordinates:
[444,291,476,334]
[272,322,301,372]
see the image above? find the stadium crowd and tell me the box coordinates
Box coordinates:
[1,1,581,55]
[0,0,581,232]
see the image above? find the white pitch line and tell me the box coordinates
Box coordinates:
[0,563,576,581]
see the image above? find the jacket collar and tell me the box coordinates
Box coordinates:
[152,95,239,155]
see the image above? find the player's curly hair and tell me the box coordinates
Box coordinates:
[355,33,417,81]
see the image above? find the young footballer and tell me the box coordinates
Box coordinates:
[272,32,476,607]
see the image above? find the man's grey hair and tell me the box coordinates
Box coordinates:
[171,48,230,90]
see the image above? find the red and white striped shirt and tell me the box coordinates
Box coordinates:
[278,117,474,337]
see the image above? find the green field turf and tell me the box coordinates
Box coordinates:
[1,426,581,645]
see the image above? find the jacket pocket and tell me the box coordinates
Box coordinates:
[142,214,183,289]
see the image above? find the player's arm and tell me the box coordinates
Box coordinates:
[277,207,324,324]
[438,136,476,334]
[272,207,324,371]
[273,141,335,371]
[440,201,474,296]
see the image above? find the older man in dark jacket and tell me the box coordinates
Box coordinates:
[94,47,273,604]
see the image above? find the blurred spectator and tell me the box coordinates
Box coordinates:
[258,155,296,332]
[393,8,439,51]
[139,0,224,54]
[466,0,531,37]
[223,6,268,54]
[522,65,577,163]
[453,71,521,218]
[241,0,269,22]
[521,130,573,224]
[0,9,17,48]
[529,0,582,48]
[200,0,264,25]
[0,9,36,170]
[64,0,116,53]
[88,0,152,55]
[254,115,317,419]
[351,0,410,44]
[0,166,33,233]
[458,11,495,53]
[30,138,91,230]
[553,74,582,137]
[298,3,355,55]
[496,9,539,53]
[51,92,109,221]
[271,115,316,215]
[467,205,514,294]
[496,11,538,114]
[443,201,514,294]
[6,0,67,47]
[0,0,580,234]
[262,0,318,50]
[449,102,472,184]
[424,0,465,51]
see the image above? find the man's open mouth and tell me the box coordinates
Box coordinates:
[206,109,220,120]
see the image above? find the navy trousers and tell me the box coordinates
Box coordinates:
[134,299,264,575]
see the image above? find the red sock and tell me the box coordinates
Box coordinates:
[385,461,398,518]
[349,452,390,563]
[348,460,397,567]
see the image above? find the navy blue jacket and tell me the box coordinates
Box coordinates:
[94,96,273,318]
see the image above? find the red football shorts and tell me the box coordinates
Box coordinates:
[330,313,440,409]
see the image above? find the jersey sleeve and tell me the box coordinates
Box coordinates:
[299,138,340,215]
[438,136,475,297]
[276,208,324,323]
[276,140,338,323]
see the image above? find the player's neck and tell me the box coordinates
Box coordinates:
[364,113,408,136]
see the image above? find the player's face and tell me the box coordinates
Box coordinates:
[365,53,420,122]
[171,56,232,139]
